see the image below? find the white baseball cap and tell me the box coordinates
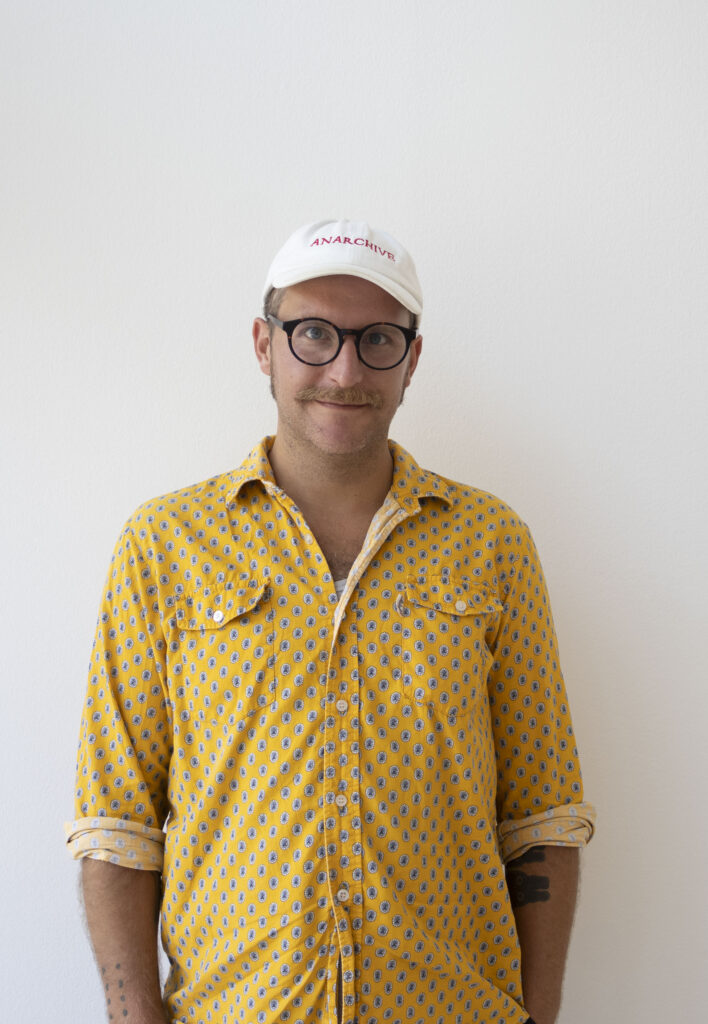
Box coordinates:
[263,219,423,316]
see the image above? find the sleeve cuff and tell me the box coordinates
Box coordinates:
[498,801,596,864]
[64,816,165,871]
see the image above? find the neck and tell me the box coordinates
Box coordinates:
[267,435,394,520]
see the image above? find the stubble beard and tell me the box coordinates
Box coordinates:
[268,365,408,462]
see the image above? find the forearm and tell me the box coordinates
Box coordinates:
[506,845,579,1024]
[81,858,167,1024]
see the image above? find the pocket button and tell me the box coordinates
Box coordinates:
[455,600,466,613]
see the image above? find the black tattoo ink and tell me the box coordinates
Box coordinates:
[507,869,550,906]
[101,965,114,1018]
[506,846,550,906]
[512,847,546,866]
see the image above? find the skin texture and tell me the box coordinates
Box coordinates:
[252,275,423,578]
[505,845,580,1024]
[81,859,167,1024]
[253,275,421,469]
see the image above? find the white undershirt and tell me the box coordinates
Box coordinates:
[334,578,347,599]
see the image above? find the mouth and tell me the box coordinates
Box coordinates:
[296,387,383,410]
[295,385,383,409]
[315,400,369,408]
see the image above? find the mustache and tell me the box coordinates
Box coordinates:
[296,385,383,409]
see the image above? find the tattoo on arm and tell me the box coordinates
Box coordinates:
[506,847,550,907]
[512,847,546,866]
[101,963,127,1021]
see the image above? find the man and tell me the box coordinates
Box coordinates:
[67,220,595,1024]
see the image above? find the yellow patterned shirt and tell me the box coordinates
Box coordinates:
[67,437,595,1024]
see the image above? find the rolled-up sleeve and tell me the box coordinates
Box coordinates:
[66,520,172,871]
[488,521,595,862]
[65,816,165,869]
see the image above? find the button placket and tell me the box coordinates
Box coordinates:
[323,615,355,1024]
[323,498,414,1023]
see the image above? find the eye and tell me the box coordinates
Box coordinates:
[366,331,388,347]
[302,324,327,341]
[293,320,338,345]
[363,326,400,347]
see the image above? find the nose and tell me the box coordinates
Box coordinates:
[327,332,365,385]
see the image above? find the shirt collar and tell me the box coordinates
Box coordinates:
[387,440,455,511]
[223,436,279,506]
[223,436,454,510]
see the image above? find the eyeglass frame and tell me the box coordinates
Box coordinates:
[266,315,418,370]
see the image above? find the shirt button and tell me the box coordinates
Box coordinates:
[336,699,348,714]
[336,887,349,903]
[455,600,466,613]
[213,609,224,623]
[335,794,347,808]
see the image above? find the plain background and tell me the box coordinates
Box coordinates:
[2,2,707,1021]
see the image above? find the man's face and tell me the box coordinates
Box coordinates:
[253,275,422,462]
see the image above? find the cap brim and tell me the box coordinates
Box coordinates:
[269,263,422,317]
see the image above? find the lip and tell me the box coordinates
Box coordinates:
[315,400,369,409]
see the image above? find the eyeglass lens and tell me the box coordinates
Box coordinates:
[291,320,407,368]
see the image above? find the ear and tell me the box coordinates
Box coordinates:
[253,318,272,376]
[404,334,423,387]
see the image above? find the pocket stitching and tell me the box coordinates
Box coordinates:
[400,575,502,716]
[169,574,277,719]
[172,577,270,630]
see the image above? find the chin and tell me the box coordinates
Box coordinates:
[309,430,378,459]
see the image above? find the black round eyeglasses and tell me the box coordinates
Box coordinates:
[267,316,417,370]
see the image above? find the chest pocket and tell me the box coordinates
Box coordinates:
[397,575,503,718]
[169,575,277,723]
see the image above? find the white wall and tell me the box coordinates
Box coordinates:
[2,2,706,1020]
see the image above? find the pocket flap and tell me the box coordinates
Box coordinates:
[172,576,269,630]
[405,575,501,615]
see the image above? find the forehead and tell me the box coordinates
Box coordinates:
[277,275,409,325]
